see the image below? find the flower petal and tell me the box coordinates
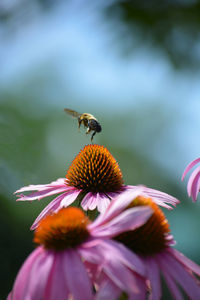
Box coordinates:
[145,257,161,300]
[90,206,152,238]
[62,250,94,300]
[44,252,70,300]
[161,269,183,300]
[101,254,140,295]
[96,278,121,300]
[96,193,111,213]
[30,192,71,230]
[16,184,71,201]
[167,248,200,277]
[14,178,66,193]
[97,239,146,277]
[181,158,200,181]
[158,250,200,299]
[89,188,142,228]
[26,250,54,300]
[129,185,179,209]
[187,165,200,201]
[11,247,43,300]
[11,247,53,300]
[81,192,99,211]
[60,189,80,207]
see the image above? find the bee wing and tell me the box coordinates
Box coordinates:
[64,108,81,118]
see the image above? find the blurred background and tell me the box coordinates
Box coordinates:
[1,0,200,298]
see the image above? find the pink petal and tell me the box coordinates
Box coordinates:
[130,185,179,208]
[182,158,200,181]
[89,188,142,229]
[60,189,80,207]
[127,276,146,300]
[161,269,183,300]
[80,239,146,277]
[44,253,70,300]
[30,192,71,230]
[11,247,43,300]
[145,257,161,300]
[97,240,146,277]
[11,247,53,300]
[16,186,70,201]
[102,255,140,294]
[7,292,12,300]
[81,192,112,213]
[81,193,99,211]
[62,250,94,300]
[96,193,111,213]
[14,178,66,193]
[25,250,54,299]
[167,248,200,277]
[187,165,200,201]
[96,278,121,300]
[158,251,200,299]
[90,206,152,238]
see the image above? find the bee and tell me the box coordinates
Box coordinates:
[64,108,102,141]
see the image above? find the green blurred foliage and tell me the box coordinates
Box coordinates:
[105,0,200,69]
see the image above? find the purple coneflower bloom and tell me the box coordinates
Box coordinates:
[100,189,200,299]
[182,157,200,202]
[8,189,153,300]
[15,144,179,229]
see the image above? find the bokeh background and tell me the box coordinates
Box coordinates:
[1,1,200,299]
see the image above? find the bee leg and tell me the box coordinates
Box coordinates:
[86,127,91,135]
[91,131,96,141]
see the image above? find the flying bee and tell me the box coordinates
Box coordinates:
[64,108,102,141]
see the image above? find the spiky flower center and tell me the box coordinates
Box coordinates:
[115,196,170,256]
[34,207,90,251]
[66,144,123,193]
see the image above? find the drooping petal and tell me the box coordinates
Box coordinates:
[187,165,200,201]
[157,250,200,299]
[181,158,200,181]
[60,189,80,207]
[90,206,152,238]
[96,239,146,277]
[44,252,70,300]
[80,239,146,279]
[96,193,111,213]
[81,192,111,213]
[62,250,94,300]
[127,185,179,209]
[16,179,71,202]
[167,248,200,277]
[89,188,142,228]
[11,247,53,300]
[81,192,99,211]
[14,178,66,193]
[7,292,12,300]
[25,250,54,300]
[145,257,161,300]
[11,247,43,300]
[101,254,140,295]
[30,192,73,230]
[96,277,122,300]
[16,187,68,201]
[161,268,183,300]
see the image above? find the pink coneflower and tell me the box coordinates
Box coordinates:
[105,191,200,299]
[8,191,153,300]
[15,144,179,229]
[182,157,200,202]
